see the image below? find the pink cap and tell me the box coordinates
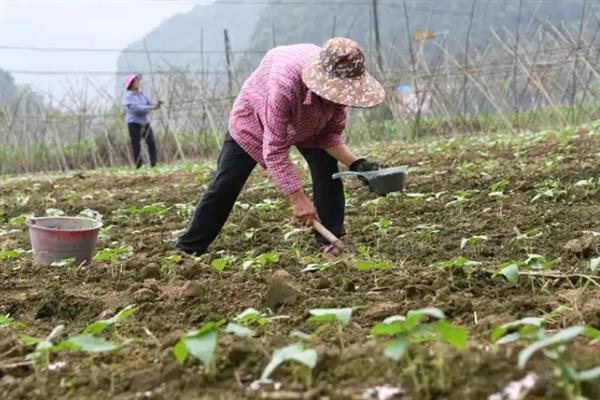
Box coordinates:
[124,74,138,90]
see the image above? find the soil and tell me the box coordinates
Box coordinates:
[1,128,600,399]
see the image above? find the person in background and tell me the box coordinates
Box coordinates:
[122,74,161,168]
[176,37,385,257]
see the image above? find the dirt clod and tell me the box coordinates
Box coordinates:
[180,281,204,298]
[263,270,303,309]
[563,236,593,257]
[139,262,162,280]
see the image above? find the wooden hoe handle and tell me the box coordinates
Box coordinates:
[312,220,345,251]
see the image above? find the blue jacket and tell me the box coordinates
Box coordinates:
[122,91,154,125]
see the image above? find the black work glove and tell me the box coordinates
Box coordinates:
[349,158,380,186]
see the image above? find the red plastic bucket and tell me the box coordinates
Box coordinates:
[26,217,103,266]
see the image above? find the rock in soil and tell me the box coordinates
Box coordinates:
[563,236,593,257]
[363,302,401,320]
[314,276,332,290]
[133,288,158,303]
[263,270,303,309]
[180,281,204,298]
[139,262,162,280]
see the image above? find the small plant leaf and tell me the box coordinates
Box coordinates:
[308,308,353,326]
[583,326,600,340]
[224,322,255,337]
[407,307,445,320]
[495,332,521,345]
[355,261,391,271]
[289,330,311,341]
[20,336,41,345]
[491,317,543,342]
[172,339,188,364]
[211,257,231,272]
[574,367,600,381]
[371,320,404,337]
[261,343,317,379]
[499,263,520,285]
[50,257,76,267]
[518,326,586,369]
[434,321,468,349]
[384,338,408,361]
[590,257,600,272]
[83,304,138,335]
[185,329,219,367]
[66,335,117,353]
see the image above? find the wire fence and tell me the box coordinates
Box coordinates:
[2,6,600,175]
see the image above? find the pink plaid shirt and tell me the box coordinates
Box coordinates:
[229,44,347,195]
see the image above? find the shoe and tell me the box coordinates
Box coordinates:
[175,245,203,258]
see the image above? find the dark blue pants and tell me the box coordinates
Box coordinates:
[128,123,157,168]
[176,133,345,255]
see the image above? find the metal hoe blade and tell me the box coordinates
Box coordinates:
[332,166,408,196]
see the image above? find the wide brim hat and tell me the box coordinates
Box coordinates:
[302,38,385,108]
[124,74,140,90]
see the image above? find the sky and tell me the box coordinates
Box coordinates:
[0,0,203,99]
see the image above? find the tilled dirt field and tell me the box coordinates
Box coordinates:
[1,126,600,399]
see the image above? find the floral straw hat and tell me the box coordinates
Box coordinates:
[302,37,385,108]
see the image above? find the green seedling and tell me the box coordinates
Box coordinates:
[172,320,226,372]
[400,224,442,242]
[372,307,468,360]
[45,208,65,217]
[234,201,250,211]
[445,190,479,209]
[161,254,183,275]
[356,259,391,289]
[94,246,132,263]
[283,227,305,241]
[0,314,26,330]
[50,257,77,268]
[244,228,258,241]
[261,343,318,387]
[174,203,195,218]
[83,304,139,337]
[435,257,481,287]
[210,255,236,274]
[308,307,353,351]
[242,252,280,270]
[366,218,398,235]
[224,322,255,338]
[494,254,553,286]
[78,208,103,221]
[489,180,509,218]
[460,235,489,255]
[94,246,133,275]
[233,308,289,327]
[14,192,31,207]
[493,318,600,400]
[0,248,26,261]
[456,161,478,177]
[371,307,468,397]
[490,179,509,193]
[21,325,67,367]
[301,261,339,273]
[99,225,113,241]
[355,260,391,271]
[590,257,600,272]
[121,202,170,218]
[253,198,282,213]
[8,213,33,228]
[531,179,567,203]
